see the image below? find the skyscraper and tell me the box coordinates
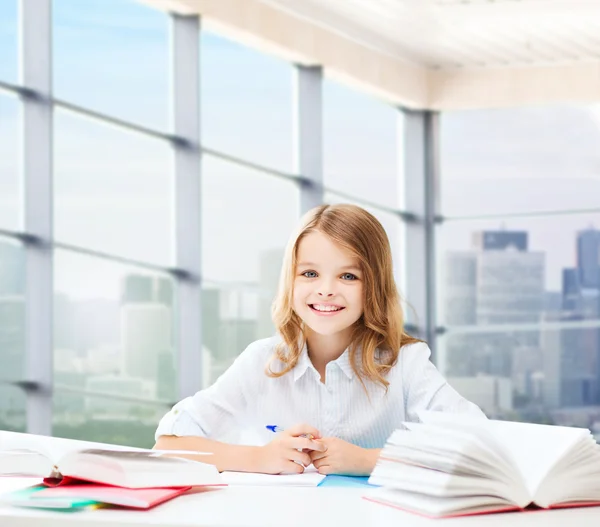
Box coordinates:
[472,230,528,252]
[445,230,544,397]
[577,228,600,289]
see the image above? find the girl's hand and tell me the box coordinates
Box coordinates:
[309,437,380,476]
[254,423,326,474]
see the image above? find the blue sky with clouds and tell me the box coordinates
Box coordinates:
[2,0,600,301]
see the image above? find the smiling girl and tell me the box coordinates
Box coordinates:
[154,204,485,476]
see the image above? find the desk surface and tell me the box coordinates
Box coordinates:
[2,478,600,527]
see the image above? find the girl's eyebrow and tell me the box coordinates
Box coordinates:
[297,261,361,272]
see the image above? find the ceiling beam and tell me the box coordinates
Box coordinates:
[138,0,431,109]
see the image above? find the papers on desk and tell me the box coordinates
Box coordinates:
[222,466,325,487]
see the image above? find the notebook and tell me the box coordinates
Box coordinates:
[366,411,600,518]
[222,466,325,486]
[0,431,223,489]
[2,484,190,510]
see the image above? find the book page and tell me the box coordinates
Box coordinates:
[417,412,590,497]
[0,431,148,464]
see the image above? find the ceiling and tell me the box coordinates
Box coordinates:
[141,0,600,109]
[257,0,600,70]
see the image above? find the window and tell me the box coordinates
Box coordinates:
[441,106,600,217]
[53,391,167,448]
[53,250,177,436]
[54,109,173,265]
[324,79,402,209]
[440,325,600,433]
[53,0,169,130]
[0,238,25,383]
[0,93,20,231]
[0,385,26,433]
[438,214,600,328]
[202,283,263,383]
[0,0,17,83]
[201,32,294,172]
[201,156,299,283]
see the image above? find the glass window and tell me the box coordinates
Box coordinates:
[439,325,600,440]
[202,283,265,384]
[54,250,178,413]
[0,0,17,83]
[323,79,401,209]
[201,32,294,172]
[0,93,20,231]
[201,155,299,283]
[441,106,600,217]
[54,109,173,265]
[0,385,26,433]
[53,0,169,130]
[437,214,600,328]
[0,238,25,383]
[53,391,166,448]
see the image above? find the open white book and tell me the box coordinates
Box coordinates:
[367,412,600,518]
[0,431,223,489]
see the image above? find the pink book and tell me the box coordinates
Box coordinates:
[30,484,193,509]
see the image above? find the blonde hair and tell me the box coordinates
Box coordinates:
[268,203,420,389]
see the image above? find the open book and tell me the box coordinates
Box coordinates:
[366,412,600,518]
[0,431,223,489]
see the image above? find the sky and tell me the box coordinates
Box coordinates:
[1,0,600,307]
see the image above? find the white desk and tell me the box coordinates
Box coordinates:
[1,478,600,527]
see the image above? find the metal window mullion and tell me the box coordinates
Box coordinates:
[295,66,323,213]
[403,110,440,356]
[171,14,202,398]
[20,0,53,435]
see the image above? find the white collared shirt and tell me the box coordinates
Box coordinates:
[155,336,486,448]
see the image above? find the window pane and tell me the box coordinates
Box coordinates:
[53,391,166,448]
[439,325,600,438]
[324,80,401,208]
[201,155,299,283]
[54,110,173,265]
[202,32,294,172]
[54,250,177,410]
[202,283,265,384]
[441,106,600,216]
[0,238,25,382]
[0,385,26,432]
[53,0,169,130]
[0,93,20,231]
[0,0,17,83]
[438,214,600,327]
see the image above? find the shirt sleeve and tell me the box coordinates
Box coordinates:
[155,341,264,443]
[401,342,487,421]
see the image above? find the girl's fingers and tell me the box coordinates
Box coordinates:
[289,450,312,467]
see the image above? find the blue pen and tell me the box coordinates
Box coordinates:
[266,425,315,440]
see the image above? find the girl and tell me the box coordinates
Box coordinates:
[155,204,485,476]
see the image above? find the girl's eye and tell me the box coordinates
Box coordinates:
[341,273,357,281]
[302,271,318,278]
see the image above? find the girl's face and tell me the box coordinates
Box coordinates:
[292,231,364,338]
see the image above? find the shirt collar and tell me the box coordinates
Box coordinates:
[292,342,356,382]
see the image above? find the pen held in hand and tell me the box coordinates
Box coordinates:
[265,425,315,440]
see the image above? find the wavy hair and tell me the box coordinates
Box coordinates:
[267,204,420,389]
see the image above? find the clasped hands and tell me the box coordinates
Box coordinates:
[255,423,379,476]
